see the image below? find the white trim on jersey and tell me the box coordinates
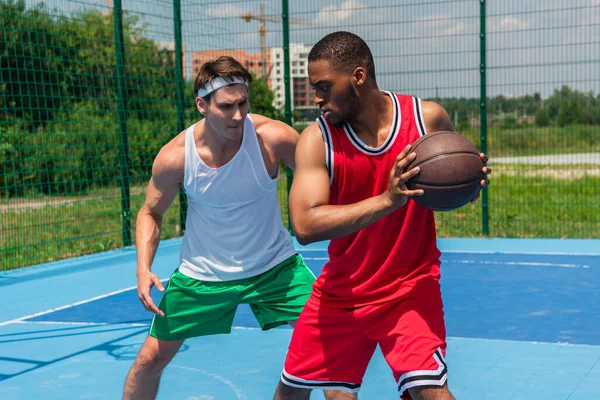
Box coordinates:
[413,97,427,136]
[343,91,401,156]
[317,117,335,185]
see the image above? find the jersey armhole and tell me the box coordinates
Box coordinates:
[412,97,427,137]
[316,117,334,185]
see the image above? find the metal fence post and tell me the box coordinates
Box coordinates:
[282,0,294,234]
[480,0,489,236]
[113,0,132,246]
[173,0,187,234]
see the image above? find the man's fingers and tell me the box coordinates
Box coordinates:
[398,144,412,159]
[142,293,163,316]
[394,153,417,177]
[152,275,165,292]
[399,166,420,183]
[403,188,424,198]
[139,281,165,316]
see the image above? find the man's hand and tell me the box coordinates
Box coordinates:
[471,153,492,203]
[136,270,165,317]
[384,144,424,208]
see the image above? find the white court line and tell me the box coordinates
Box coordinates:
[441,250,599,256]
[305,257,592,268]
[15,320,149,327]
[170,365,248,399]
[0,279,168,327]
[303,250,599,256]
[441,259,590,269]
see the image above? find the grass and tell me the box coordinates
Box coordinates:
[3,167,598,271]
[459,124,600,156]
[0,169,291,271]
[293,124,600,158]
[435,165,600,238]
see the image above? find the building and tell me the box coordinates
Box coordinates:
[270,44,313,111]
[191,49,271,82]
[191,45,317,119]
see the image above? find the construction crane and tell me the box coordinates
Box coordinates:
[241,3,312,77]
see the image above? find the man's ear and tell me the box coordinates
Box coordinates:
[353,66,367,87]
[196,96,208,115]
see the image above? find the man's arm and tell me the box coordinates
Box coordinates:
[421,101,456,133]
[135,138,184,315]
[289,123,422,245]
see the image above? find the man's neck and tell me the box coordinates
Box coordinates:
[350,89,393,141]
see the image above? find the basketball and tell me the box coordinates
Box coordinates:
[405,131,483,211]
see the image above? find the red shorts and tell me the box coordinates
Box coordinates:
[281,274,447,399]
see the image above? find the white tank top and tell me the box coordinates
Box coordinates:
[178,115,296,281]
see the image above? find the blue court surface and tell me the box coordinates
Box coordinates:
[1,238,599,399]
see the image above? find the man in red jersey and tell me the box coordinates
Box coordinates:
[273,32,491,400]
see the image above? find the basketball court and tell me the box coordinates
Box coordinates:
[1,238,599,399]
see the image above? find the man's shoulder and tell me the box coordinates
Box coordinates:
[154,128,187,173]
[250,114,297,142]
[250,113,280,132]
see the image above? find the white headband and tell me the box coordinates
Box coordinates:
[197,77,248,97]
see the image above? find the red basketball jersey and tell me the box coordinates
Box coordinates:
[312,92,442,308]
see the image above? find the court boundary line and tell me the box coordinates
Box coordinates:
[14,320,150,327]
[0,279,168,327]
[301,248,600,256]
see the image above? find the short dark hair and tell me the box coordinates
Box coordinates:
[308,31,376,81]
[193,56,253,101]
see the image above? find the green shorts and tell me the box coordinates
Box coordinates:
[149,254,315,341]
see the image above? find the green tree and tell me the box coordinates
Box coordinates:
[248,76,284,121]
[1,0,67,125]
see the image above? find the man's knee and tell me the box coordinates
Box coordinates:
[407,384,454,400]
[132,338,182,377]
[133,350,170,377]
[273,380,311,400]
[323,389,357,400]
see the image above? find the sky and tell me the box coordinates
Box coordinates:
[25,0,600,98]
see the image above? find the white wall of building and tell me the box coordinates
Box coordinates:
[270,44,312,110]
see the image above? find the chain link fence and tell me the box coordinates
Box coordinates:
[2,0,599,270]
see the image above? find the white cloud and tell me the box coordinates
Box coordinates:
[413,14,453,28]
[489,16,531,32]
[412,14,465,39]
[204,4,246,19]
[440,22,465,36]
[315,0,365,25]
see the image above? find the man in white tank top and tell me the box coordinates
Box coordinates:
[122,56,317,399]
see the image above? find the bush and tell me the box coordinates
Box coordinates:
[535,108,550,127]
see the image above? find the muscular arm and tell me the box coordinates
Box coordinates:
[135,135,184,314]
[421,101,456,133]
[136,141,183,273]
[289,124,420,245]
